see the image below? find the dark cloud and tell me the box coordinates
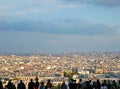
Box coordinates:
[0,20,116,35]
[61,0,120,7]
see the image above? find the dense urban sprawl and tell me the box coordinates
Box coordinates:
[0,52,120,88]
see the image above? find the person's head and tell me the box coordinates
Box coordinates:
[73,80,76,83]
[97,79,99,82]
[113,80,115,83]
[79,79,82,82]
[71,79,74,82]
[35,76,38,82]
[9,80,12,83]
[41,81,44,85]
[30,79,33,82]
[62,81,65,84]
[103,80,106,83]
[119,80,120,84]
[48,79,51,83]
[20,80,23,83]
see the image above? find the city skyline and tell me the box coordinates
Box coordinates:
[0,0,120,53]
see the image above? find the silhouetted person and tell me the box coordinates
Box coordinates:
[111,80,116,89]
[40,81,45,89]
[92,81,97,89]
[28,79,34,89]
[61,81,67,89]
[45,79,52,89]
[116,80,120,88]
[78,79,82,89]
[88,80,93,89]
[0,80,3,89]
[68,79,73,89]
[86,81,90,89]
[17,80,26,89]
[97,79,101,89]
[102,80,107,86]
[34,77,39,89]
[101,83,108,89]
[6,80,16,89]
[13,84,16,89]
[69,79,77,89]
[107,80,111,89]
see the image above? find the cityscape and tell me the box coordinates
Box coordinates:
[0,52,120,88]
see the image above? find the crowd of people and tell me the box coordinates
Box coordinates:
[0,78,120,89]
[0,77,52,89]
[65,79,120,89]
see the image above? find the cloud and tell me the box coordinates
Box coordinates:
[61,0,120,7]
[0,11,25,17]
[0,6,10,10]
[88,0,120,7]
[27,8,45,13]
[0,30,120,53]
[57,4,83,9]
[0,20,117,35]
[0,0,55,16]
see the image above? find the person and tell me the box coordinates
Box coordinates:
[69,79,74,89]
[13,84,16,89]
[88,80,93,89]
[28,79,34,89]
[116,80,120,88]
[34,77,39,89]
[17,80,26,89]
[6,80,14,89]
[61,81,67,89]
[45,79,52,89]
[111,80,117,89]
[40,81,45,89]
[100,83,108,89]
[92,81,98,89]
[107,80,111,89]
[96,79,101,89]
[86,81,90,89]
[69,79,77,89]
[78,79,82,89]
[6,80,16,89]
[0,80,3,89]
[68,79,72,89]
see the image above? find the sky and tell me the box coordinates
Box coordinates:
[0,0,120,53]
